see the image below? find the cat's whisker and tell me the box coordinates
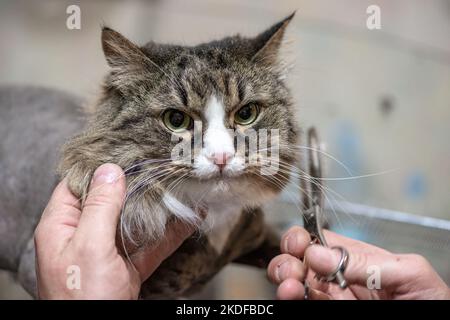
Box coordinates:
[257,156,396,182]
[255,157,360,227]
[159,170,190,200]
[250,170,310,215]
[127,166,188,207]
[262,143,354,176]
[257,167,350,229]
[124,166,174,188]
[126,162,176,184]
[123,158,172,176]
[126,167,174,199]
[78,160,174,206]
[126,164,173,189]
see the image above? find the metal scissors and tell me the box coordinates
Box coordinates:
[302,127,348,289]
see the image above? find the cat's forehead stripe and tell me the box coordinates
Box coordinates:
[204,95,225,125]
[202,94,235,157]
[237,76,246,102]
[176,69,245,113]
[176,83,189,106]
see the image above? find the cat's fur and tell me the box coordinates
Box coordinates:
[0,13,299,299]
[0,86,85,296]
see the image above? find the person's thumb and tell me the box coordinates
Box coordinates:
[76,163,126,246]
[305,245,399,289]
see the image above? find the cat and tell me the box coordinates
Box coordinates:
[0,13,299,299]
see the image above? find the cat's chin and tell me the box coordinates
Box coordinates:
[179,173,281,209]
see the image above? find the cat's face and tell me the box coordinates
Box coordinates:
[108,16,297,203]
[130,46,296,183]
[60,13,298,217]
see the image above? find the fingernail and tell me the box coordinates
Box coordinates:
[283,236,290,252]
[285,234,298,253]
[276,261,291,282]
[93,164,119,184]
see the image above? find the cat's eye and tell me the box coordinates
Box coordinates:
[234,103,259,125]
[163,109,192,132]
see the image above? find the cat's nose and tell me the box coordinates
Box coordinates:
[208,152,233,171]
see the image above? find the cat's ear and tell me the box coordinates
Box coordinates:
[251,12,295,67]
[101,27,158,89]
[101,26,150,69]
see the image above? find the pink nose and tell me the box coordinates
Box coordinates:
[209,152,233,170]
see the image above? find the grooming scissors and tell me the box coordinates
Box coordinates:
[302,127,348,289]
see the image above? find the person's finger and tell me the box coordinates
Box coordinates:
[280,226,311,258]
[277,278,305,300]
[35,178,82,257]
[131,212,205,282]
[304,244,401,289]
[74,163,126,248]
[267,254,306,284]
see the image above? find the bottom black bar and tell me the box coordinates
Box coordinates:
[0,300,447,318]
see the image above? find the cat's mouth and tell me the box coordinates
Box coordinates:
[194,171,243,181]
[192,164,251,180]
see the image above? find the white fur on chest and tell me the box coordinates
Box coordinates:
[164,176,277,254]
[163,189,245,254]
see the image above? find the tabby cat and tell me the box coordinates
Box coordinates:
[57,13,299,298]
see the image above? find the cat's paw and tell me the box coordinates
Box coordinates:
[60,161,97,202]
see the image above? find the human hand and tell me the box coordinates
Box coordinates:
[35,163,199,299]
[267,226,450,300]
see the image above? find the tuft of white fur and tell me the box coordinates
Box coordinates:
[163,192,201,226]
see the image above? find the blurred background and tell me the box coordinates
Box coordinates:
[0,0,449,299]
